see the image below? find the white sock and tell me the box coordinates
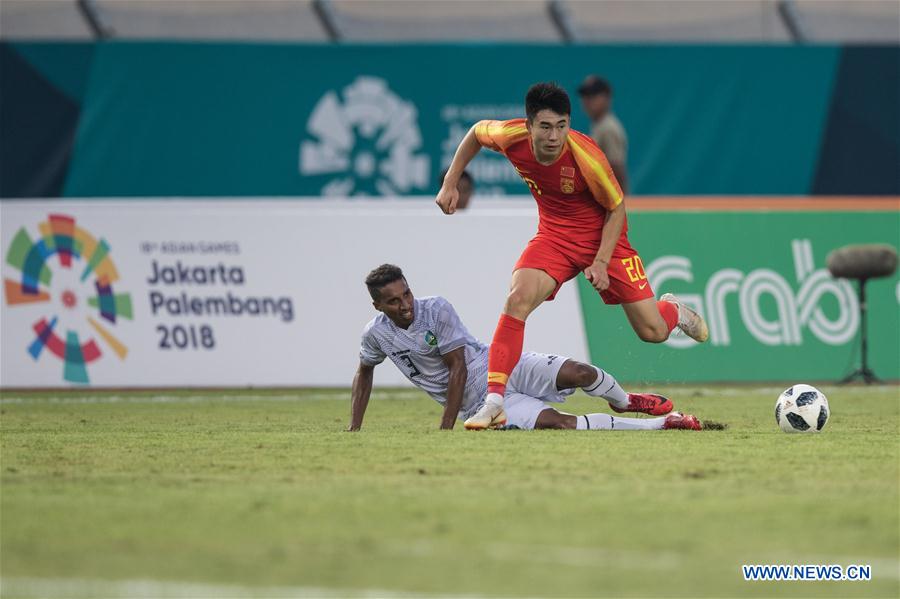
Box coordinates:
[575,413,666,430]
[485,392,504,407]
[582,366,629,408]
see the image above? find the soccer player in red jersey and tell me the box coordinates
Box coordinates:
[436,82,709,430]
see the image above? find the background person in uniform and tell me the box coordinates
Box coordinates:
[578,75,629,194]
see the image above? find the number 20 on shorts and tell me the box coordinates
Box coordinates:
[621,256,647,283]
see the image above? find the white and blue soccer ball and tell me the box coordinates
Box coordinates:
[775,384,830,433]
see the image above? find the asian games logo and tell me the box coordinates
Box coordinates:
[3,214,132,384]
[299,76,430,196]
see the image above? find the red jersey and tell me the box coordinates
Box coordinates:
[474,118,626,250]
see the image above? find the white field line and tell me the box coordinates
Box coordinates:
[0,391,423,405]
[657,385,900,397]
[3,549,896,599]
[2,385,896,406]
[0,577,486,599]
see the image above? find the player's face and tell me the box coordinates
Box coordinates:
[374,278,415,328]
[527,110,570,162]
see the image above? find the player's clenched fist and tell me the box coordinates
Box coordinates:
[584,261,610,292]
[435,186,459,215]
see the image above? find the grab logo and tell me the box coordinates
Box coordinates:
[299,76,430,196]
[648,240,858,349]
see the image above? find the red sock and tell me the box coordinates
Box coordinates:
[658,300,679,334]
[487,313,526,397]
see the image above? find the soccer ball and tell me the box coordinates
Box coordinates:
[775,384,829,433]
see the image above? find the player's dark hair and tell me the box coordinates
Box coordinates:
[525,82,571,122]
[365,264,405,301]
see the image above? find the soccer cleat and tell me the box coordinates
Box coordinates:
[662,412,703,431]
[661,293,709,343]
[610,393,673,416]
[464,401,507,430]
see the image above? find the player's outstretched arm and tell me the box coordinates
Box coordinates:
[436,125,482,215]
[439,347,468,429]
[347,361,375,431]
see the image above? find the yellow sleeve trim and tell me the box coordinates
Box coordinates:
[568,133,624,209]
[475,119,528,153]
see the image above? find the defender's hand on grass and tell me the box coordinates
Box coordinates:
[584,260,610,293]
[435,186,459,215]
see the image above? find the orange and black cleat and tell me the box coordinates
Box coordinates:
[611,393,674,416]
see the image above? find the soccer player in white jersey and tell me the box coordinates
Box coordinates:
[347,264,703,432]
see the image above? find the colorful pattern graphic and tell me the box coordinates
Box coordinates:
[4,214,132,384]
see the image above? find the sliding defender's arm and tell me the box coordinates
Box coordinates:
[347,361,375,431]
[439,347,468,429]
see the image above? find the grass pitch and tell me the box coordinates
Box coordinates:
[1,385,898,598]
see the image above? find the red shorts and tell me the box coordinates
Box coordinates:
[514,234,655,304]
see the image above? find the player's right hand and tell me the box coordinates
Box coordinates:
[435,186,459,215]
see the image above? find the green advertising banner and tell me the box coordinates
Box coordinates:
[60,43,840,197]
[578,211,900,382]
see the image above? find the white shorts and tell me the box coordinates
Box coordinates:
[464,352,575,430]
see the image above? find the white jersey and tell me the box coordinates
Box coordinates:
[359,296,489,415]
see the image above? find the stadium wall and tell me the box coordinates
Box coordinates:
[2,199,897,388]
[1,42,898,198]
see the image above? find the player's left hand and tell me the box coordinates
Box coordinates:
[584,261,610,293]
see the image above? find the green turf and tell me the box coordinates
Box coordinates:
[1,386,898,598]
